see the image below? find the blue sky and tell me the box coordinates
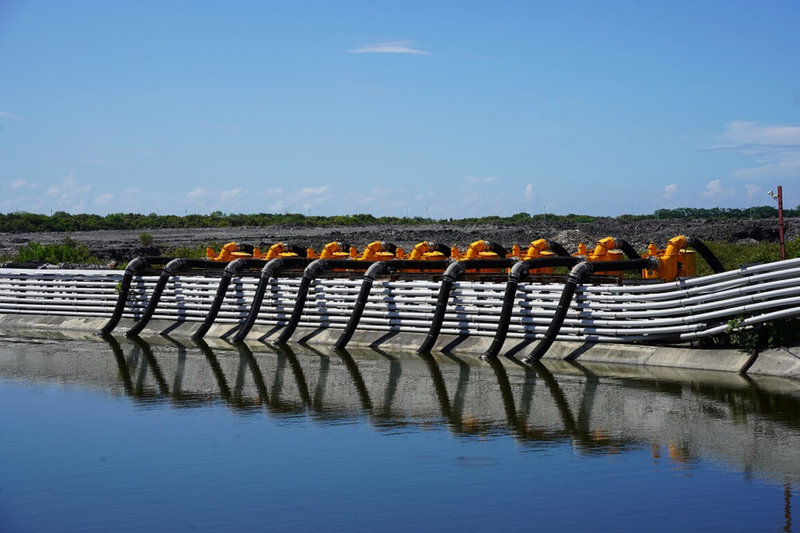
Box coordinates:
[1,0,798,218]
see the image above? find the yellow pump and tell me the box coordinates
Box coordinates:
[408,241,448,261]
[206,242,260,261]
[515,238,558,274]
[359,241,398,261]
[642,235,697,281]
[262,242,303,260]
[318,241,352,260]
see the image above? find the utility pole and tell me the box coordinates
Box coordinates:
[768,186,786,260]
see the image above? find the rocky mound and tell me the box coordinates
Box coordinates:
[0,217,796,263]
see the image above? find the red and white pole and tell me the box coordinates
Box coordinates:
[778,185,786,260]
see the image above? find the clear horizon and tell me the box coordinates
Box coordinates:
[1,1,798,218]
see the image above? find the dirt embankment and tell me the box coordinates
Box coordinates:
[0,218,796,263]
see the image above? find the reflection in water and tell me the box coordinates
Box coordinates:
[5,334,800,494]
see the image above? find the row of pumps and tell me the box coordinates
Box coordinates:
[207,235,722,282]
[99,235,726,363]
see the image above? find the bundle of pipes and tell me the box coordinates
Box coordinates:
[3,234,794,362]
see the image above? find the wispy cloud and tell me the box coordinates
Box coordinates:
[349,40,431,55]
[662,183,677,199]
[220,188,242,201]
[745,184,763,199]
[299,186,329,196]
[464,175,498,184]
[0,111,19,120]
[46,173,93,212]
[524,184,534,201]
[700,179,731,200]
[8,179,36,190]
[94,193,114,206]
[704,121,800,181]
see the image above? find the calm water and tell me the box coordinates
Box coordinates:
[0,335,798,532]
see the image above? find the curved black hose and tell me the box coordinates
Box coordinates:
[125,258,226,337]
[284,244,307,257]
[432,242,451,256]
[482,256,581,360]
[230,256,309,342]
[485,241,507,257]
[98,256,174,335]
[334,261,391,350]
[616,239,641,260]
[520,257,659,364]
[546,240,571,257]
[330,259,450,349]
[417,261,468,354]
[522,261,592,364]
[686,236,725,273]
[274,259,388,345]
[191,258,266,340]
[275,260,330,345]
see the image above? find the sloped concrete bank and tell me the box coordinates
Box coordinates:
[1,314,798,380]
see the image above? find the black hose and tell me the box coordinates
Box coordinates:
[521,256,659,364]
[125,258,227,337]
[482,256,581,360]
[334,261,390,350]
[231,256,309,342]
[274,260,330,344]
[485,241,507,257]
[275,259,384,344]
[191,258,266,340]
[98,256,173,335]
[432,242,451,256]
[546,240,571,257]
[417,261,466,354]
[416,258,515,354]
[686,236,726,273]
[591,257,656,273]
[522,261,592,364]
[616,239,641,260]
[334,259,450,350]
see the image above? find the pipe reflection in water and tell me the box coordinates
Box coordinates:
[55,335,800,486]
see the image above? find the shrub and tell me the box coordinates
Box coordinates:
[139,232,154,247]
[16,236,99,264]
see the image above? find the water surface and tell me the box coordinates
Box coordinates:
[0,335,798,532]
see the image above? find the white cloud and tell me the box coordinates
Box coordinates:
[0,111,19,120]
[701,179,727,199]
[349,40,431,55]
[186,187,208,202]
[94,193,113,206]
[221,188,242,201]
[745,184,763,199]
[464,175,498,184]
[722,121,800,145]
[45,173,93,212]
[8,179,35,190]
[662,183,677,199]
[524,184,534,201]
[705,121,800,181]
[299,186,329,196]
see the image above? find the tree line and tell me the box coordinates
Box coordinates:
[0,206,796,233]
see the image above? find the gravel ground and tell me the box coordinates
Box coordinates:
[1,218,796,263]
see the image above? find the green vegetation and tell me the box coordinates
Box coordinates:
[695,237,800,276]
[725,315,800,353]
[0,205,797,233]
[14,237,100,264]
[138,232,154,246]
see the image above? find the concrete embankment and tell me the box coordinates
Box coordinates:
[1,314,798,380]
